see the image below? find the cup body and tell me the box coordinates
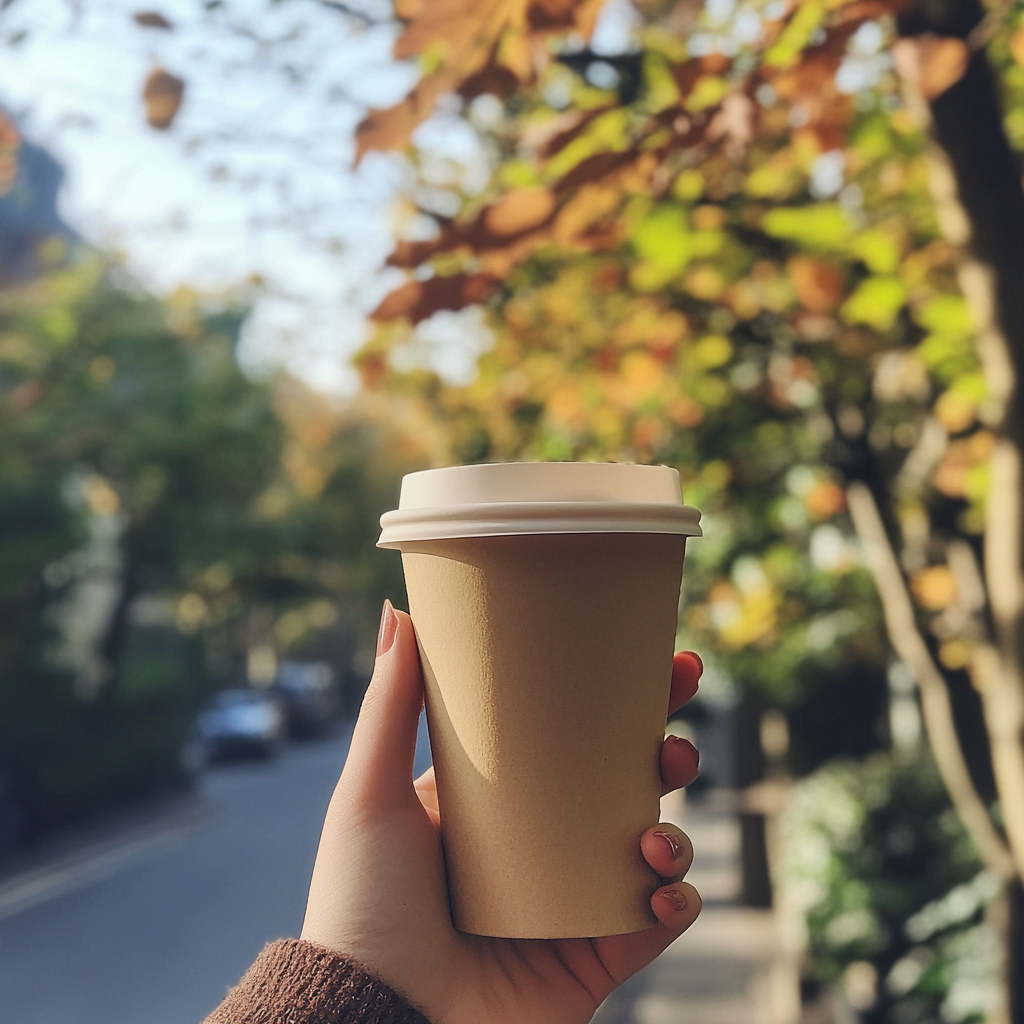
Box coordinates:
[401,531,687,938]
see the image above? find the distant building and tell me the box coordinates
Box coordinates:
[0,108,78,282]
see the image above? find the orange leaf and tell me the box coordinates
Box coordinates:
[1009,28,1024,70]
[483,187,556,236]
[372,273,500,323]
[143,67,185,129]
[357,0,607,160]
[787,256,844,313]
[527,0,606,35]
[917,36,969,101]
[911,565,957,611]
[357,76,448,161]
[804,481,845,520]
[458,63,520,99]
[893,35,969,102]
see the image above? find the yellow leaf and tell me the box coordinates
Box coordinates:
[934,391,976,433]
[672,169,704,202]
[686,75,732,112]
[684,266,727,300]
[939,640,972,670]
[692,334,733,369]
[621,351,665,402]
[911,565,957,611]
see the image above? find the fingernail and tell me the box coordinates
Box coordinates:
[687,652,703,676]
[685,737,700,768]
[376,600,398,657]
[670,735,700,768]
[662,888,688,912]
[654,830,682,860]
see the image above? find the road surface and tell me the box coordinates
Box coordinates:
[0,716,433,1024]
[0,716,786,1024]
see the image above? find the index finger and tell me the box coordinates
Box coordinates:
[668,651,702,717]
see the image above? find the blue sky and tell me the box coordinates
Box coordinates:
[0,0,419,391]
[0,0,644,391]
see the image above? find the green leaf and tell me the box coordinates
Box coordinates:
[629,205,692,289]
[914,294,973,338]
[840,277,907,331]
[642,52,681,113]
[849,230,900,275]
[545,109,631,180]
[672,169,704,202]
[762,204,853,251]
[764,0,827,69]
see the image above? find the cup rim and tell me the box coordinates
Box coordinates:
[377,500,702,548]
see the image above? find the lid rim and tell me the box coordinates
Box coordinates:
[377,500,702,548]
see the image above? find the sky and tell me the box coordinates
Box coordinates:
[0,0,655,392]
[0,0,418,391]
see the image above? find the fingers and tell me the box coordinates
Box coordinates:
[640,823,693,882]
[660,734,700,795]
[668,651,702,716]
[414,766,441,828]
[342,602,425,808]
[590,882,701,985]
[651,880,702,935]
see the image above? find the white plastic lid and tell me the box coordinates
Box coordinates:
[377,463,702,548]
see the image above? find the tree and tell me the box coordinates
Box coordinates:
[0,253,415,833]
[351,0,1024,1015]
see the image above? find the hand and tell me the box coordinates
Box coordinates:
[301,601,703,1024]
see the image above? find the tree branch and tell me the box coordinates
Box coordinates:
[313,0,385,26]
[847,481,1016,880]
[979,442,1024,881]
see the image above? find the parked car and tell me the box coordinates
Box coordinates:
[198,688,285,760]
[274,661,340,738]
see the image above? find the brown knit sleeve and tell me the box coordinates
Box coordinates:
[202,938,434,1024]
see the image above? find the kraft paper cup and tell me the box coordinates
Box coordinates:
[378,463,701,938]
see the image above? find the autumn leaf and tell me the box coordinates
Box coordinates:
[787,256,844,313]
[911,565,958,611]
[143,67,185,129]
[372,272,500,323]
[356,0,608,161]
[133,10,174,30]
[893,35,969,102]
[1010,28,1024,70]
[483,187,556,236]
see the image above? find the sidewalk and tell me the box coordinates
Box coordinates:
[593,792,798,1024]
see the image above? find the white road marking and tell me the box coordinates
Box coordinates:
[0,823,194,922]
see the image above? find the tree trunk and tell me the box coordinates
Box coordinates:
[894,3,1024,1018]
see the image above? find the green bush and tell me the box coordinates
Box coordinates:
[782,750,1000,1024]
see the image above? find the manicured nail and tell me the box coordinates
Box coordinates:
[685,737,700,768]
[376,600,398,657]
[654,830,683,860]
[686,651,703,676]
[661,888,688,912]
[670,734,700,769]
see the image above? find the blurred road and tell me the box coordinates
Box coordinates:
[0,716,433,1024]
[0,715,788,1024]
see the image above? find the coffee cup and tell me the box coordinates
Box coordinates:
[378,462,701,938]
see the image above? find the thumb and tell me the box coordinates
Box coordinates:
[343,601,425,808]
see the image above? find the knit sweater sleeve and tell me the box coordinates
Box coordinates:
[202,938,435,1024]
